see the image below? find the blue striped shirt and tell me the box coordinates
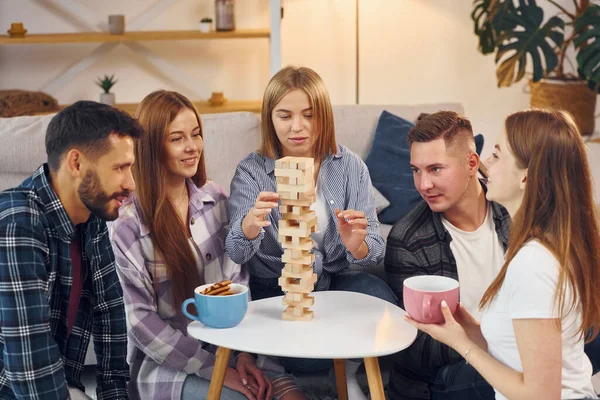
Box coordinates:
[0,165,129,400]
[226,145,384,290]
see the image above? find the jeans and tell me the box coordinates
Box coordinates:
[181,371,297,400]
[181,375,247,400]
[250,269,398,374]
[387,328,600,400]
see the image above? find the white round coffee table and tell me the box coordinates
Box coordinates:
[188,291,417,400]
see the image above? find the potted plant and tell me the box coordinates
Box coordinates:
[471,0,599,135]
[200,17,213,33]
[96,74,117,106]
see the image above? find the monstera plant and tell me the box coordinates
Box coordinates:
[471,0,599,135]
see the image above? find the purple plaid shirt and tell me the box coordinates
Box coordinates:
[109,181,248,400]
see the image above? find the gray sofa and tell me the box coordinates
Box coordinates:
[0,102,464,369]
[0,102,464,237]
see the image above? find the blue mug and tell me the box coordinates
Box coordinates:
[182,283,248,328]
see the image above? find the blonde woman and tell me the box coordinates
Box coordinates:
[406,109,600,399]
[226,66,396,399]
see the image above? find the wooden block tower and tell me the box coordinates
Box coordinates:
[274,156,318,322]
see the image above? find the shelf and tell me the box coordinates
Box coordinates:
[0,29,270,45]
[59,100,262,115]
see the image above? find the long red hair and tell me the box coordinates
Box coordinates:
[133,90,207,309]
[480,109,600,342]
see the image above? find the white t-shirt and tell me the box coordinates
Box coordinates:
[480,240,597,400]
[310,177,328,252]
[441,205,504,318]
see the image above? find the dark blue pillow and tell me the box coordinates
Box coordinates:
[365,110,484,225]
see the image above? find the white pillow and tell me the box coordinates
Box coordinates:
[371,184,390,214]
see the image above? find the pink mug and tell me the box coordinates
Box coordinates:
[403,275,459,324]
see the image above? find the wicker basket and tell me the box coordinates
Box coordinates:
[529,79,597,136]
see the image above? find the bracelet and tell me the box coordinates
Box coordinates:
[464,347,475,365]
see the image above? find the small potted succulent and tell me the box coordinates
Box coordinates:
[96,74,117,106]
[200,17,213,33]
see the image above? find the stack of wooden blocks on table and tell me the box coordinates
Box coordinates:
[274,157,318,322]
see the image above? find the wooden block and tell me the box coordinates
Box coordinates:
[279,236,313,250]
[281,212,316,223]
[278,226,311,238]
[278,275,317,293]
[279,191,299,200]
[279,219,298,229]
[274,168,308,178]
[282,264,314,278]
[277,183,313,194]
[292,307,303,317]
[282,295,314,308]
[283,292,304,303]
[293,158,313,171]
[280,198,315,207]
[282,309,314,322]
[299,217,318,230]
[290,249,308,258]
[289,176,298,185]
[281,237,313,250]
[292,206,301,215]
[279,204,291,214]
[282,249,315,265]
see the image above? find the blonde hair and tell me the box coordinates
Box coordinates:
[480,109,600,342]
[260,66,337,160]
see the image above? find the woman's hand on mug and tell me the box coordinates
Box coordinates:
[242,192,280,240]
[403,300,473,352]
[335,208,369,259]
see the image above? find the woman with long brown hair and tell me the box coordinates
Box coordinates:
[405,109,600,399]
[110,90,305,400]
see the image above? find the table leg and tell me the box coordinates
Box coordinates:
[207,346,231,400]
[364,357,385,400]
[333,359,348,400]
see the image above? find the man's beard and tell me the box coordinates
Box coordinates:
[78,169,129,221]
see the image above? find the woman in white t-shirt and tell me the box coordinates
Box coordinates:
[405,109,600,400]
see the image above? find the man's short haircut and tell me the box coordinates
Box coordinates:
[408,111,475,153]
[45,101,143,171]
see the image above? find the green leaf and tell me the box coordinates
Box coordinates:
[573,4,600,91]
[494,1,564,87]
[472,0,498,54]
[95,74,118,94]
[471,0,517,55]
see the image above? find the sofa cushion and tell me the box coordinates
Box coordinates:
[332,103,465,160]
[0,112,262,193]
[365,111,420,224]
[0,114,54,191]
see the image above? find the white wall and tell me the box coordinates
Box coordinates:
[1,0,598,157]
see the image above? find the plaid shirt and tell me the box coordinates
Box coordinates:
[384,184,510,400]
[110,181,248,400]
[0,165,129,400]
